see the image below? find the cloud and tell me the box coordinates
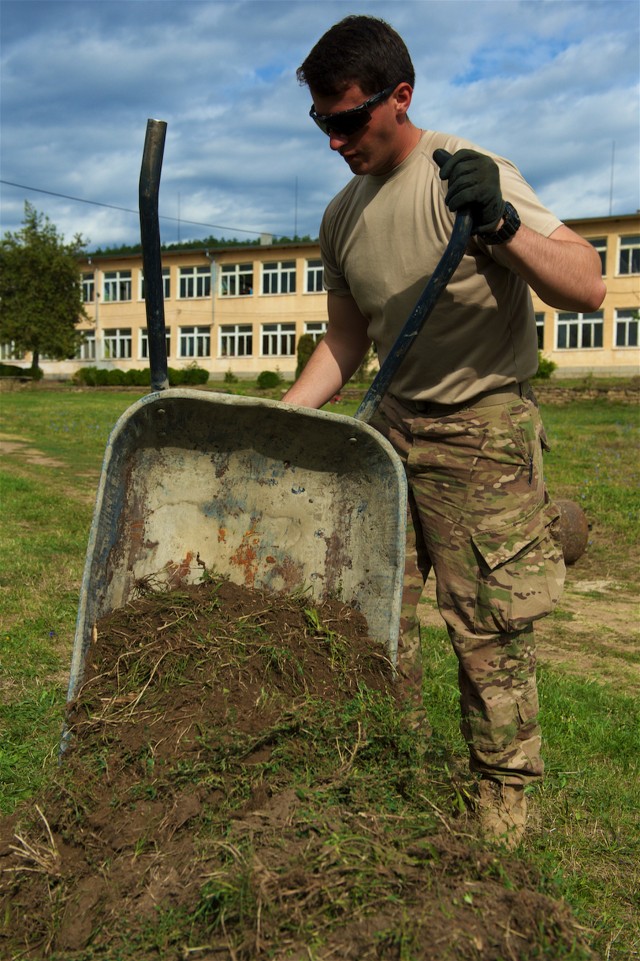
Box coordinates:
[1,0,638,249]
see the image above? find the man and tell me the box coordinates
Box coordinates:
[283,15,605,848]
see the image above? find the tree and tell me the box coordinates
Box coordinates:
[0,202,89,373]
[295,332,320,379]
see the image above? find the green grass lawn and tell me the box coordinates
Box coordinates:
[0,383,638,959]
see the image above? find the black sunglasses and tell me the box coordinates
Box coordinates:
[309,84,397,137]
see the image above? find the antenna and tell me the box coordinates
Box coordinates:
[609,141,615,216]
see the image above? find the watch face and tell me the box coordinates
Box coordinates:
[483,203,520,244]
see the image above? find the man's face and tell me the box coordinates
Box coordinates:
[309,83,411,177]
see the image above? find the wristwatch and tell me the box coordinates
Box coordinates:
[479,201,521,245]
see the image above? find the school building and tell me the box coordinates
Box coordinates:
[2,212,638,381]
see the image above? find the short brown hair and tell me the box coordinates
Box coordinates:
[297,15,415,97]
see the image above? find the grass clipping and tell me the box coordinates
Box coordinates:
[0,579,594,960]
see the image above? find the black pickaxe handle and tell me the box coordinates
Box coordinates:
[139,119,169,392]
[355,210,473,423]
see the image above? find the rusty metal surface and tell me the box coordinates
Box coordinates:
[67,390,407,703]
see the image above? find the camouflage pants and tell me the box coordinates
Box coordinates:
[371,391,565,785]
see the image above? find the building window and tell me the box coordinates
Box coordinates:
[304,321,328,343]
[220,324,253,357]
[619,236,640,275]
[140,268,170,300]
[76,332,96,361]
[179,266,211,299]
[615,309,639,348]
[262,260,296,295]
[534,312,545,350]
[179,326,210,357]
[0,341,24,360]
[305,259,324,293]
[220,263,253,296]
[81,272,95,303]
[140,329,171,359]
[556,312,604,350]
[588,238,607,275]
[262,322,296,356]
[103,270,132,303]
[103,328,132,359]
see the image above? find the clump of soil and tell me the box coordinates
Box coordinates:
[0,580,594,960]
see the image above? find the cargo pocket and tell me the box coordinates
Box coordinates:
[472,507,565,635]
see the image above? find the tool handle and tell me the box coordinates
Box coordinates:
[355,210,473,423]
[139,119,169,392]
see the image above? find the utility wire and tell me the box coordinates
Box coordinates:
[0,179,264,236]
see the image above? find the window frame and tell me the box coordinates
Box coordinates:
[102,327,133,359]
[261,322,296,357]
[618,235,640,276]
[81,272,95,303]
[76,331,96,361]
[179,325,211,358]
[305,259,324,294]
[219,263,253,297]
[614,309,639,348]
[555,311,604,350]
[140,268,171,301]
[102,270,132,303]
[587,237,607,276]
[139,328,171,359]
[262,260,296,295]
[219,324,254,358]
[178,265,212,299]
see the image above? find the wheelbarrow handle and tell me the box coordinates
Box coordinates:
[355,209,474,423]
[139,118,170,392]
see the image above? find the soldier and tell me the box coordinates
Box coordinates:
[283,15,605,847]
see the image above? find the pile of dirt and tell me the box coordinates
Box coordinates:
[0,580,594,960]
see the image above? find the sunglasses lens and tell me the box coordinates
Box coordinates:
[316,108,370,137]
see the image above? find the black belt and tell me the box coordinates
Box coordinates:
[400,381,530,416]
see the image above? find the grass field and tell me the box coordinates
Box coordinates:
[0,382,638,959]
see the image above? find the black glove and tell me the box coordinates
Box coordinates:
[433,148,505,233]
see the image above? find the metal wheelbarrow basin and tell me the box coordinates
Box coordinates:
[67,389,407,702]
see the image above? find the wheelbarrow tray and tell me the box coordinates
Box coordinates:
[67,388,407,702]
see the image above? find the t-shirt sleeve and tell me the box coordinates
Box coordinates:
[319,203,352,296]
[476,155,563,266]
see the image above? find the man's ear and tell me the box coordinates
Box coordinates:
[393,82,413,117]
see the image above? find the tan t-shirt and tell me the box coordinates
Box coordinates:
[320,130,562,404]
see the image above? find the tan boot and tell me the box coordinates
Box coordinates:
[475,778,527,850]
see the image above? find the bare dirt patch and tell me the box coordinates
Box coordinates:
[0,580,595,960]
[420,545,639,694]
[0,434,65,469]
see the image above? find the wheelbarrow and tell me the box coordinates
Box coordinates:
[65,119,472,711]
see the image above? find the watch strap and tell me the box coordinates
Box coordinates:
[478,201,521,245]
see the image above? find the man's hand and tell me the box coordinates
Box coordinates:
[433,148,505,233]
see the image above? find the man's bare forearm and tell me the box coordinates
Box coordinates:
[283,292,372,409]
[497,223,606,312]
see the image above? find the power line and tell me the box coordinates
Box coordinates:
[0,179,264,236]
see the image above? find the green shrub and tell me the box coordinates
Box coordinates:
[124,368,150,386]
[180,365,209,385]
[0,363,40,379]
[257,370,281,390]
[73,365,209,387]
[535,352,557,380]
[72,366,98,385]
[295,334,319,379]
[224,369,239,384]
[0,363,23,378]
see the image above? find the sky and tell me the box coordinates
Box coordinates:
[1,0,639,252]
